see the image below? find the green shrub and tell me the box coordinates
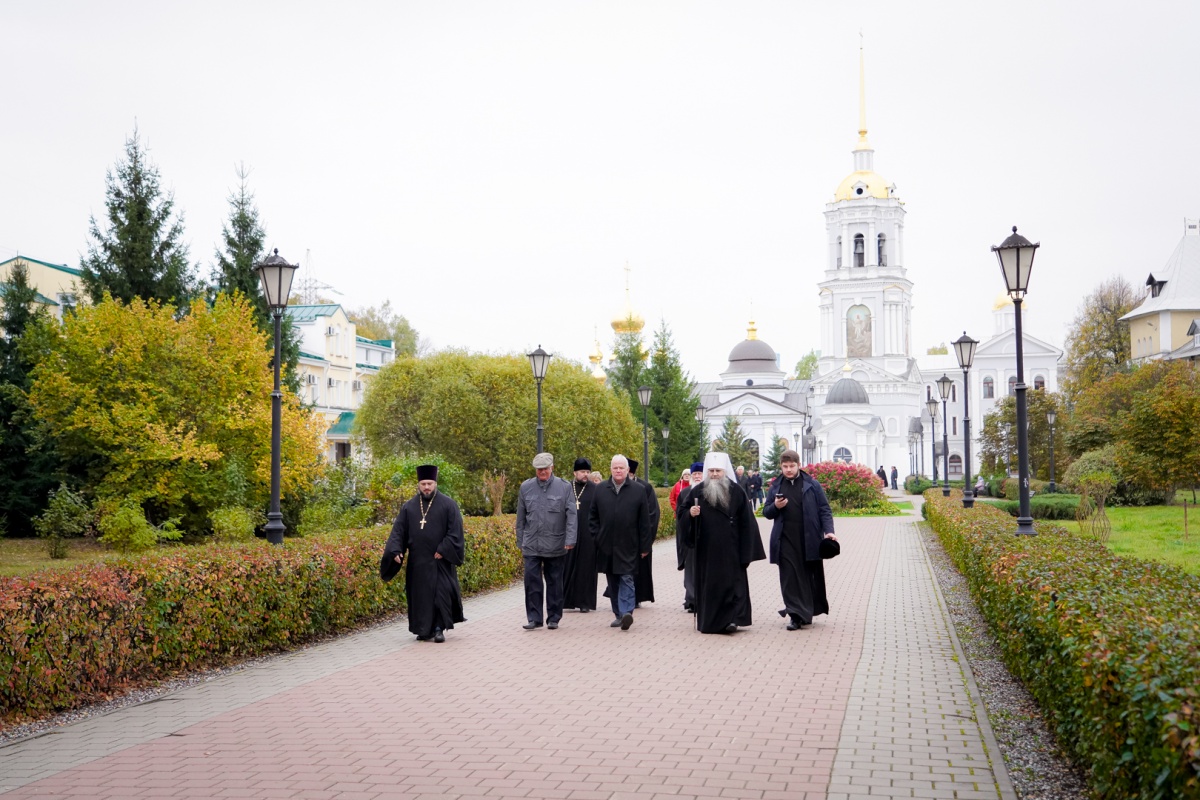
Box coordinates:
[990,493,1081,520]
[361,454,466,524]
[297,501,372,537]
[0,515,525,722]
[32,485,91,559]
[97,501,182,554]
[1064,446,1173,506]
[905,475,936,494]
[924,490,1200,799]
[1001,477,1050,500]
[208,507,262,542]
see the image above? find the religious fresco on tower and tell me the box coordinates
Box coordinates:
[846,305,872,357]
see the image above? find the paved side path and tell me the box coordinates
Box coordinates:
[1,511,1012,799]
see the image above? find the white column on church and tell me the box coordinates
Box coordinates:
[841,222,851,270]
[868,221,877,266]
[896,220,903,267]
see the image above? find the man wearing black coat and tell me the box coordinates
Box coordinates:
[627,458,657,605]
[763,450,838,630]
[588,455,652,630]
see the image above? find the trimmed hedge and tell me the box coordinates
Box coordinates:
[988,493,1082,520]
[0,515,521,723]
[924,491,1200,799]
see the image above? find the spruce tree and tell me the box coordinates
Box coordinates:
[761,436,787,482]
[210,166,301,392]
[644,321,702,484]
[713,415,750,471]
[0,263,60,533]
[80,128,195,307]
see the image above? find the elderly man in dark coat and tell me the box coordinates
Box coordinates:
[763,449,838,630]
[562,457,599,613]
[588,454,652,630]
[382,465,466,643]
[678,452,766,634]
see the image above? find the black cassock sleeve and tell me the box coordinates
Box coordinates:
[385,505,410,558]
[434,499,466,566]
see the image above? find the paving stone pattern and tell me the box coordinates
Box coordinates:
[1,512,1012,799]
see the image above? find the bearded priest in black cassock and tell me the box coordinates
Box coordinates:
[562,458,599,612]
[678,452,766,634]
[382,465,466,643]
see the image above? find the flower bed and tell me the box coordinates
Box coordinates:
[0,515,521,723]
[924,491,1200,799]
[806,462,900,515]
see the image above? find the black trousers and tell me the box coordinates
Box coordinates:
[524,554,566,625]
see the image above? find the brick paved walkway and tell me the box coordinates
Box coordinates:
[1,508,1014,799]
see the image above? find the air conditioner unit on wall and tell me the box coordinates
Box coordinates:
[326,326,335,336]
[327,378,335,387]
[305,374,317,385]
[352,380,363,391]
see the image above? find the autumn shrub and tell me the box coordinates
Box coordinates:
[96,500,182,554]
[32,485,91,559]
[806,462,899,515]
[0,514,524,722]
[296,501,372,537]
[1001,477,1048,500]
[1064,446,1172,506]
[924,490,1200,799]
[989,493,1081,520]
[208,507,262,542]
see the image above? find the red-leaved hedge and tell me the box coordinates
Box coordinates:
[0,515,521,723]
[924,490,1200,799]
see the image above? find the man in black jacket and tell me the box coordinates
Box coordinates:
[588,455,652,630]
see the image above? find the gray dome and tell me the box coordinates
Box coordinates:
[725,338,780,374]
[827,377,870,405]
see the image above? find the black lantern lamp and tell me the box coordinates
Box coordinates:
[253,249,300,545]
[992,226,1040,534]
[926,398,940,483]
[1046,410,1057,494]
[695,405,707,460]
[936,373,953,496]
[638,386,652,480]
[953,332,978,509]
[661,427,670,487]
[528,345,551,453]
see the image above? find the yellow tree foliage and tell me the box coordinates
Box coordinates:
[356,351,641,513]
[27,294,325,531]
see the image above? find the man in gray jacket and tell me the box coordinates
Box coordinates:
[516,452,577,630]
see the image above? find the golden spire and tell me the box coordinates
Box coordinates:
[747,319,758,340]
[856,35,870,151]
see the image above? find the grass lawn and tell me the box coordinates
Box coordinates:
[0,538,113,578]
[891,501,914,511]
[1051,504,1200,576]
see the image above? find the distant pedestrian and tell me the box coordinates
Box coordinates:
[673,461,706,613]
[515,453,577,630]
[668,468,690,512]
[563,457,599,614]
[876,466,888,487]
[890,466,898,490]
[749,470,764,510]
[763,450,837,630]
[381,465,466,643]
[589,471,603,484]
[589,455,653,630]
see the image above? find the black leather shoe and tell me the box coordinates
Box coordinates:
[724,623,738,633]
[547,622,558,630]
[416,635,431,641]
[610,618,622,627]
[433,629,445,643]
[579,608,591,614]
[786,621,801,631]
[522,622,542,630]
[620,613,634,630]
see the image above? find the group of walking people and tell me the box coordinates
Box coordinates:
[380,449,838,642]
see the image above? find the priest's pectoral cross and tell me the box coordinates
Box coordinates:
[576,501,581,509]
[420,519,426,529]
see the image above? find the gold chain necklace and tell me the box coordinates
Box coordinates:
[573,481,585,510]
[419,495,433,529]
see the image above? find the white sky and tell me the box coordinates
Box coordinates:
[3,1,1197,381]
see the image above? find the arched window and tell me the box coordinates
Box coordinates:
[1008,376,1017,396]
[836,236,843,268]
[853,234,865,268]
[926,385,932,401]
[742,439,760,466]
[951,383,957,402]
[982,377,994,399]
[952,417,957,435]
[877,233,887,266]
[948,454,963,477]
[833,447,852,463]
[1034,375,1045,390]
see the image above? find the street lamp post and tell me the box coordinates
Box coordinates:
[992,226,1040,535]
[662,427,670,487]
[926,398,940,483]
[253,249,299,546]
[1047,410,1057,494]
[937,374,952,497]
[528,345,551,453]
[695,405,707,460]
[953,333,979,509]
[638,385,652,478]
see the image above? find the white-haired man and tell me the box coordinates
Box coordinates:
[588,455,652,630]
[678,452,766,633]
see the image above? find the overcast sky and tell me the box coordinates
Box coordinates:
[3,2,1197,381]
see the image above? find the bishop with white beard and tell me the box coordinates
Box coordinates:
[677,452,766,633]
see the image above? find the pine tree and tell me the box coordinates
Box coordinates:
[644,321,702,484]
[0,263,60,532]
[210,166,301,392]
[80,128,195,307]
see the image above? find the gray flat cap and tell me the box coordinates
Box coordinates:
[532,452,554,469]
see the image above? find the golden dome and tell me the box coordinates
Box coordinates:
[589,340,604,364]
[992,293,1031,311]
[834,170,893,201]
[611,261,645,334]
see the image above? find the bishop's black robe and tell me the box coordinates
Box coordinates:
[562,479,599,611]
[678,479,766,633]
[384,491,466,639]
[763,472,833,625]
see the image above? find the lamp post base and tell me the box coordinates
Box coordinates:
[265,512,285,545]
[962,490,974,509]
[1047,481,1056,494]
[1015,516,1036,536]
[942,485,950,497]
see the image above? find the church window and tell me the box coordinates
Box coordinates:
[836,236,843,268]
[1008,376,1017,396]
[853,234,865,268]
[1034,375,1045,390]
[833,447,852,463]
[952,417,957,435]
[948,454,963,477]
[926,385,932,401]
[951,383,957,402]
[982,377,994,399]
[745,379,753,387]
[877,234,887,266]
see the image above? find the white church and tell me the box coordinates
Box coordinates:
[691,53,1063,479]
